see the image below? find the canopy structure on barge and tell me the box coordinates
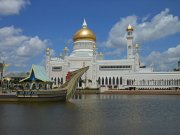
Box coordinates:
[20,65,53,90]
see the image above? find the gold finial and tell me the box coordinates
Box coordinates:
[64,47,68,51]
[93,44,96,49]
[135,44,139,49]
[46,48,50,52]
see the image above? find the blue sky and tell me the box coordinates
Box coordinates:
[0,0,180,72]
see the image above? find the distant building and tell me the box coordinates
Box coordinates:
[46,20,180,90]
[2,72,28,90]
[174,60,180,71]
[5,72,28,83]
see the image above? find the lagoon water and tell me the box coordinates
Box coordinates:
[0,94,180,135]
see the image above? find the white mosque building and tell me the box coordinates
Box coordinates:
[45,20,180,90]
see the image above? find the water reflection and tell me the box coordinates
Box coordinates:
[0,95,180,135]
[73,94,134,100]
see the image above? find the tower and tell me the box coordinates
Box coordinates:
[134,44,140,71]
[126,24,134,59]
[92,44,97,88]
[46,48,50,77]
[64,46,68,57]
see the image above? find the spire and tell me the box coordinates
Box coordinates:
[64,46,68,56]
[82,19,87,28]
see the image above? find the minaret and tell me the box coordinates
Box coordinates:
[64,46,68,57]
[99,52,104,60]
[46,48,50,77]
[59,53,63,59]
[93,44,96,62]
[134,44,140,71]
[92,44,97,88]
[126,24,134,59]
[150,63,154,72]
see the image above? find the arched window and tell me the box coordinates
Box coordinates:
[26,83,30,89]
[175,79,177,86]
[142,79,145,85]
[113,77,115,85]
[98,77,101,85]
[32,83,36,90]
[58,77,60,85]
[127,80,129,85]
[129,80,132,85]
[168,80,170,86]
[109,77,111,85]
[54,78,56,85]
[39,83,43,89]
[79,77,82,87]
[120,77,122,85]
[131,80,134,85]
[61,77,63,84]
[105,77,108,85]
[102,77,104,85]
[116,77,119,85]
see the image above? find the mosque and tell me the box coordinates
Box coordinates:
[45,20,180,90]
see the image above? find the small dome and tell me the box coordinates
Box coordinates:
[73,19,96,42]
[46,48,50,52]
[126,24,134,31]
[135,44,140,48]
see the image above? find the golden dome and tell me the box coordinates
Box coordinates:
[73,19,96,42]
[126,24,134,31]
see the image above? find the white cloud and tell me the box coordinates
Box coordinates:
[0,26,27,48]
[105,48,122,56]
[16,36,47,57]
[0,26,49,68]
[0,0,29,16]
[105,8,180,53]
[144,44,180,71]
[102,8,180,71]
